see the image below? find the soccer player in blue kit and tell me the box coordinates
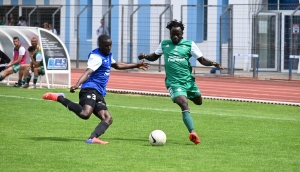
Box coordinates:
[42,35,149,144]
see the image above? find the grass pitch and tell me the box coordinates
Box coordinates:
[0,85,299,172]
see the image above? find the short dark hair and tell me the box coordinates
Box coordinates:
[97,34,111,47]
[28,46,35,52]
[13,37,19,40]
[166,19,185,31]
[18,16,25,20]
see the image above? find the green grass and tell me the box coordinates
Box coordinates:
[0,85,299,172]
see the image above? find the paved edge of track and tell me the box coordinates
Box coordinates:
[2,81,299,107]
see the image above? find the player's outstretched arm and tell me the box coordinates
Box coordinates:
[197,56,224,69]
[138,53,161,62]
[111,61,149,71]
[70,68,93,93]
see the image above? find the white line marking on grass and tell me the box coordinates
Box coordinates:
[0,94,298,122]
[0,94,42,101]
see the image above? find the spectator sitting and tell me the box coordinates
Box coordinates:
[0,37,28,86]
[34,22,40,27]
[0,14,6,25]
[17,16,27,26]
[23,46,44,89]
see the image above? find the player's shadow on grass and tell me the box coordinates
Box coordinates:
[109,137,154,146]
[108,138,193,146]
[27,137,82,142]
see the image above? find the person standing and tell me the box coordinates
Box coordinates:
[8,13,16,26]
[96,18,109,37]
[42,35,149,144]
[43,22,50,30]
[48,23,57,35]
[138,19,223,145]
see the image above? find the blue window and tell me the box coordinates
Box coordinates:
[203,0,207,40]
[269,0,300,10]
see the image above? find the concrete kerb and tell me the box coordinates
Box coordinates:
[71,60,300,81]
[1,80,299,106]
[107,88,300,106]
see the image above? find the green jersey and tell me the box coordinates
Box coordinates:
[33,52,43,67]
[155,39,203,87]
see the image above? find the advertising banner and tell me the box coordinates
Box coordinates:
[40,30,68,70]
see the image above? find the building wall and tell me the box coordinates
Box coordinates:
[0,0,226,64]
[5,0,295,70]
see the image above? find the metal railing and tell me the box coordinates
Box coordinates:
[1,4,300,78]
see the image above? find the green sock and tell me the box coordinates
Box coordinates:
[22,79,25,85]
[0,75,3,81]
[182,110,194,132]
[17,79,22,85]
[26,75,31,84]
[33,76,38,85]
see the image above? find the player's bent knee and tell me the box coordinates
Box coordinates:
[80,115,90,120]
[192,96,202,105]
[175,100,188,110]
[104,115,113,125]
[107,117,113,125]
[194,101,202,105]
[80,112,92,120]
[81,116,90,120]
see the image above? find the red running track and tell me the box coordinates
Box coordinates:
[71,69,300,104]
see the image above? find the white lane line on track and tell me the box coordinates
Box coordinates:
[108,81,300,93]
[0,94,298,122]
[107,85,300,98]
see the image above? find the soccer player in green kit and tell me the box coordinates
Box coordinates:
[138,19,223,145]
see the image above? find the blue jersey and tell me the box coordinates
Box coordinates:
[81,48,113,96]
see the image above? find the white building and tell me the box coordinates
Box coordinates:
[1,0,300,73]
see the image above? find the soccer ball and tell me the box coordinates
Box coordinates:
[149,130,166,146]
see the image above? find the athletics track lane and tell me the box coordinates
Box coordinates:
[71,70,300,104]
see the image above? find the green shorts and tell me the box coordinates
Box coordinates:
[12,64,20,73]
[167,81,201,102]
[38,66,45,76]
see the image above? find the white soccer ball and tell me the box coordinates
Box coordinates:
[149,130,166,146]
